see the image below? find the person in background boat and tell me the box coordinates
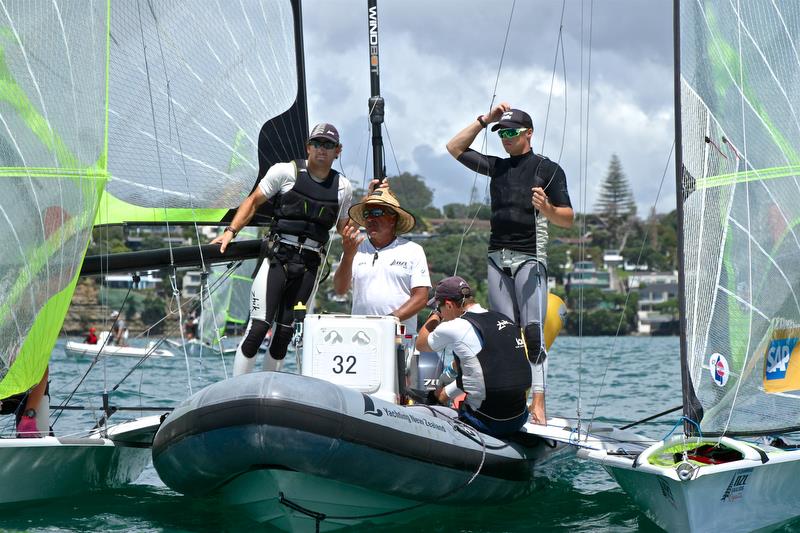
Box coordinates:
[183,311,198,341]
[446,102,574,424]
[416,276,531,438]
[84,327,98,345]
[212,123,353,376]
[109,310,128,347]
[333,182,431,334]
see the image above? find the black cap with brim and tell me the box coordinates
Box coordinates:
[427,276,473,309]
[308,122,340,144]
[490,108,533,132]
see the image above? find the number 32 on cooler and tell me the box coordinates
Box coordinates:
[332,354,357,374]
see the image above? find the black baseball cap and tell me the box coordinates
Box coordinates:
[427,276,473,308]
[308,123,340,144]
[490,109,533,132]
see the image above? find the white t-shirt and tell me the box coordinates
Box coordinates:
[349,237,431,335]
[428,303,488,409]
[258,161,353,222]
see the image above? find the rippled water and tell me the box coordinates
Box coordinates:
[3,336,799,532]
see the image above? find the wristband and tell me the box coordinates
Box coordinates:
[477,115,487,128]
[224,226,238,237]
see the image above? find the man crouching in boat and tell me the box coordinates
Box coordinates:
[212,123,353,375]
[416,276,531,438]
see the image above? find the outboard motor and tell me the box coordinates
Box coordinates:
[406,350,445,403]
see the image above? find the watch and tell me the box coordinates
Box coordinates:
[24,408,36,418]
[477,115,488,128]
[224,226,239,237]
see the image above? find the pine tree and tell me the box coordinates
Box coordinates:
[595,154,636,219]
[595,154,636,247]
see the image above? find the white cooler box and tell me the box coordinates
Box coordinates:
[300,314,402,403]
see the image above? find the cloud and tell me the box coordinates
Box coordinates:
[303,0,675,214]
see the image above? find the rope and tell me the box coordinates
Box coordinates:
[452,0,517,276]
[278,416,488,527]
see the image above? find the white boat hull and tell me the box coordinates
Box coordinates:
[64,340,174,358]
[583,435,800,532]
[0,415,161,504]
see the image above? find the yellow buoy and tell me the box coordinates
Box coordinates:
[543,293,567,350]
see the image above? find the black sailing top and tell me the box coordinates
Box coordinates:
[457,149,571,255]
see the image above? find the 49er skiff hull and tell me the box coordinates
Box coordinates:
[153,372,624,531]
[582,435,800,532]
[0,416,161,504]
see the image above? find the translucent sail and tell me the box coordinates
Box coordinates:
[98,0,308,226]
[680,0,800,435]
[200,259,255,345]
[0,1,108,397]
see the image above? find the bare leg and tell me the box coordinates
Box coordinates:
[529,391,546,425]
[17,367,48,437]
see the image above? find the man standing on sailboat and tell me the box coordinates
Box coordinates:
[212,123,353,375]
[446,103,573,424]
[333,183,430,334]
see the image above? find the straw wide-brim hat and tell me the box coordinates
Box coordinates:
[348,189,417,235]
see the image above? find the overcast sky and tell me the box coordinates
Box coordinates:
[302,0,675,214]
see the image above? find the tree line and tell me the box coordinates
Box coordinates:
[317,154,678,335]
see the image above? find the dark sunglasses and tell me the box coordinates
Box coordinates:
[362,207,395,218]
[308,139,338,150]
[497,128,528,139]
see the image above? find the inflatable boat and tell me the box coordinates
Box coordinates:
[153,313,642,531]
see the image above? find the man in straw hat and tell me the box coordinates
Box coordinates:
[334,182,430,335]
[446,102,574,424]
[213,123,353,376]
[416,276,531,438]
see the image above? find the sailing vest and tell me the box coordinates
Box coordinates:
[488,151,553,255]
[457,310,532,421]
[272,159,340,244]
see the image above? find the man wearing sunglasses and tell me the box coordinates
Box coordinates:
[333,184,431,335]
[212,123,353,376]
[416,276,531,438]
[446,103,574,425]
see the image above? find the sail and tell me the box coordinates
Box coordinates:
[0,1,109,397]
[200,259,256,346]
[680,0,800,435]
[98,0,308,227]
[0,0,309,397]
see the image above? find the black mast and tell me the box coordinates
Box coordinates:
[367,0,385,183]
[673,0,703,431]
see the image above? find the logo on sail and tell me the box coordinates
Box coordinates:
[764,331,800,393]
[709,353,729,387]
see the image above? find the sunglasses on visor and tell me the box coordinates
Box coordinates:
[308,139,338,149]
[362,207,395,218]
[497,128,528,139]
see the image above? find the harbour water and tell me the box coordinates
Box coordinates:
[4,336,800,532]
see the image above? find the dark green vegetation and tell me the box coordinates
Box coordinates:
[85,156,677,336]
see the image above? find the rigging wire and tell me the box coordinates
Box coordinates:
[576,0,594,437]
[453,0,517,276]
[135,0,193,395]
[586,141,675,433]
